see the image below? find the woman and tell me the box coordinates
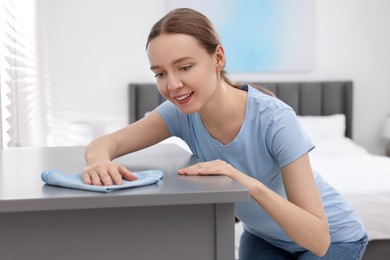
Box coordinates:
[82,8,367,259]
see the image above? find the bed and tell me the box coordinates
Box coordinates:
[128,81,390,259]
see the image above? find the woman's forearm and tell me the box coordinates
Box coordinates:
[84,135,119,165]
[230,170,330,256]
[251,182,329,256]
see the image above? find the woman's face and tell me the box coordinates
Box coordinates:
[147,33,224,114]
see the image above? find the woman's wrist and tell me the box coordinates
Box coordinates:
[230,168,263,194]
[85,153,111,166]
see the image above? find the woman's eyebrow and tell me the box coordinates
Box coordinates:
[150,56,195,70]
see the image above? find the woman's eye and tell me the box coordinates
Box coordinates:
[180,65,192,71]
[154,72,165,78]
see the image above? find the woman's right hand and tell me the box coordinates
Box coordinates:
[81,161,137,186]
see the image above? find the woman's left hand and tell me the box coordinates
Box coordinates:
[178,160,263,191]
[178,159,259,192]
[178,159,235,177]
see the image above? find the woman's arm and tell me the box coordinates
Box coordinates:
[248,154,330,256]
[82,111,171,185]
[178,153,330,256]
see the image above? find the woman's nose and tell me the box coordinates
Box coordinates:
[167,74,183,91]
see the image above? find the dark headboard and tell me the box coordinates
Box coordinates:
[129,81,353,138]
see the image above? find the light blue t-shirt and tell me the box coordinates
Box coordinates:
[156,85,365,253]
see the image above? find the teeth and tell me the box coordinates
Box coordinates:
[176,92,193,101]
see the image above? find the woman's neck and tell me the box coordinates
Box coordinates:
[199,84,247,144]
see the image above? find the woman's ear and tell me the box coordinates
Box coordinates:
[214,45,226,71]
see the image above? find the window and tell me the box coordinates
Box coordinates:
[0,0,47,148]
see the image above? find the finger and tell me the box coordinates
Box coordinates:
[89,171,103,186]
[178,162,225,176]
[95,167,116,186]
[107,167,124,185]
[81,171,92,185]
[100,169,115,186]
[119,166,137,181]
[177,168,187,175]
[178,167,193,175]
[178,165,204,175]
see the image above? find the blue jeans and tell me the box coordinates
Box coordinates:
[239,230,368,260]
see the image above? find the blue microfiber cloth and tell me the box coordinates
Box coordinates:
[41,169,164,193]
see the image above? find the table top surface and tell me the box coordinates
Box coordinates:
[0,143,249,213]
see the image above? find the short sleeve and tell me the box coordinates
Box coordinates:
[155,101,181,137]
[266,109,314,167]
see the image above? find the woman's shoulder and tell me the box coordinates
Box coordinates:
[244,84,292,112]
[156,100,180,116]
[155,100,199,127]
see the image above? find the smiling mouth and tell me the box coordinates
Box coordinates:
[175,91,194,101]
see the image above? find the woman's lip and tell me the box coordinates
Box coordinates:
[174,91,194,104]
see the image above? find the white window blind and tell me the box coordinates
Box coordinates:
[0,0,47,148]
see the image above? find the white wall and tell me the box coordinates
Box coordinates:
[37,0,390,154]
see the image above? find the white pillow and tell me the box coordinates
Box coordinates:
[297,114,346,139]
